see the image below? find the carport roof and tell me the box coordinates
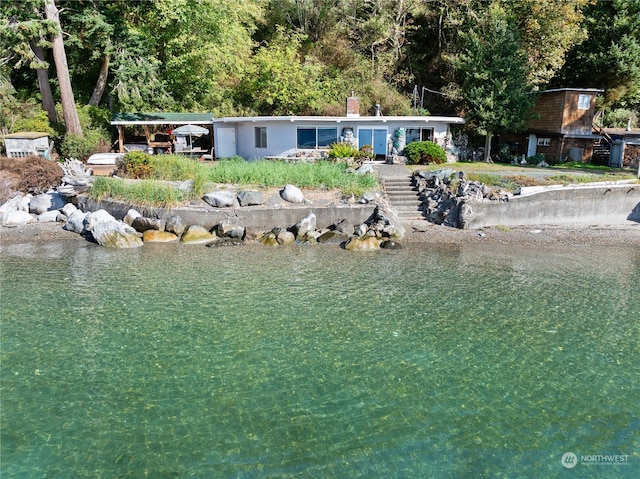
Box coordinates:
[111,112,214,125]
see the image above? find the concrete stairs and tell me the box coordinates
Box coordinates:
[383,176,424,221]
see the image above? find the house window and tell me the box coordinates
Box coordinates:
[577,94,591,110]
[537,138,551,147]
[406,127,434,143]
[254,127,267,148]
[297,127,338,149]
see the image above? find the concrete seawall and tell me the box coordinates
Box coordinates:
[77,196,376,235]
[460,182,640,229]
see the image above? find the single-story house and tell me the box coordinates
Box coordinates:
[110,112,214,155]
[212,114,465,160]
[3,132,51,159]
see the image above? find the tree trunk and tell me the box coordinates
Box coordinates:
[44,0,82,136]
[484,131,493,162]
[31,42,58,124]
[88,55,110,106]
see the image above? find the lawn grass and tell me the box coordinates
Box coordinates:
[89,156,378,207]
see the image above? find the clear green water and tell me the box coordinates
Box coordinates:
[1,241,638,478]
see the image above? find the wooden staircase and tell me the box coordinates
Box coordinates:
[383,176,424,221]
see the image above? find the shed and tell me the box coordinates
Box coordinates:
[3,132,51,159]
[110,112,214,155]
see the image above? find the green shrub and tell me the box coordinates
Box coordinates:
[526,153,545,165]
[328,142,359,159]
[118,151,155,179]
[404,141,447,165]
[60,128,110,159]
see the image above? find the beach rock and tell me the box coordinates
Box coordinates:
[181,225,216,244]
[61,203,77,217]
[302,230,321,242]
[332,219,354,235]
[354,223,367,237]
[123,209,142,226]
[37,210,62,223]
[143,230,179,242]
[29,192,65,215]
[1,210,35,227]
[0,194,31,213]
[259,232,279,246]
[280,184,304,204]
[85,209,117,231]
[237,190,264,207]
[63,210,89,234]
[355,164,374,175]
[91,221,143,248]
[217,217,245,239]
[206,237,244,247]
[317,230,350,245]
[292,213,316,238]
[381,240,402,250]
[132,216,165,233]
[343,236,380,251]
[166,215,187,237]
[359,191,378,203]
[203,191,235,208]
[276,230,295,245]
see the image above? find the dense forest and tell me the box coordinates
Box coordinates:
[1,0,639,158]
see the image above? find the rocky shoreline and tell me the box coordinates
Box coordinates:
[2,215,639,247]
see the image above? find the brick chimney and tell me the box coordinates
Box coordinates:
[346,90,360,117]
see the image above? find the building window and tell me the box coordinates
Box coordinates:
[297,127,338,149]
[406,127,434,143]
[537,138,551,147]
[254,127,267,148]
[577,94,591,110]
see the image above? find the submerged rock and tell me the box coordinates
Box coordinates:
[380,240,402,250]
[206,237,244,247]
[259,232,279,246]
[276,230,295,245]
[317,230,350,245]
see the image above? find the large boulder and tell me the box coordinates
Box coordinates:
[63,210,89,234]
[216,217,245,239]
[37,210,62,223]
[237,190,264,207]
[343,236,380,251]
[276,230,295,245]
[90,221,143,248]
[317,230,350,245]
[0,194,31,214]
[166,215,187,237]
[203,191,235,208]
[181,225,216,244]
[132,216,165,233]
[1,210,35,227]
[259,232,279,246]
[292,213,316,238]
[61,202,78,217]
[123,209,142,226]
[143,230,179,243]
[280,184,305,204]
[85,209,117,231]
[29,192,66,215]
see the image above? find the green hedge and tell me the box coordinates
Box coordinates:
[404,141,446,165]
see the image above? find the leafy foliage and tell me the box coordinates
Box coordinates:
[404,141,446,165]
[328,142,359,159]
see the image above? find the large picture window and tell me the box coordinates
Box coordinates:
[577,94,591,110]
[254,127,267,148]
[297,127,338,149]
[406,127,433,143]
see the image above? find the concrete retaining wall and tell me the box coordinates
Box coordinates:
[77,196,376,235]
[460,183,640,229]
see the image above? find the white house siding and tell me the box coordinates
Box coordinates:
[213,116,464,160]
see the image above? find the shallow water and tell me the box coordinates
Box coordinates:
[1,240,638,478]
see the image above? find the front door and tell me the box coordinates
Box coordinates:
[216,127,236,158]
[359,128,388,156]
[527,134,537,158]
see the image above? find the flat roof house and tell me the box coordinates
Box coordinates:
[212,94,464,160]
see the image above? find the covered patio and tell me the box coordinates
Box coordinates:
[110,112,214,156]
